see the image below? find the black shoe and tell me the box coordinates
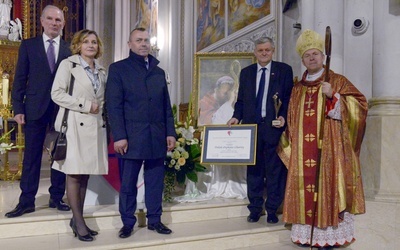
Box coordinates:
[70,219,93,242]
[49,199,70,211]
[5,204,35,218]
[267,213,279,224]
[247,213,261,223]
[118,226,133,238]
[86,226,98,236]
[147,222,172,234]
[70,218,98,236]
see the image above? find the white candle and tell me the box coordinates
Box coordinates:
[2,78,9,105]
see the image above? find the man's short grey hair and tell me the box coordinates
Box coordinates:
[41,5,64,20]
[215,76,235,88]
[254,37,274,48]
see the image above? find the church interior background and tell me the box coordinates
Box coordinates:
[0,0,399,249]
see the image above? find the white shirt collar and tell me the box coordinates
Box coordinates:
[42,34,61,45]
[257,61,272,72]
[78,55,99,72]
[306,68,325,81]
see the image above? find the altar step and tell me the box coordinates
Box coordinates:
[0,218,292,250]
[0,198,294,249]
[1,199,391,249]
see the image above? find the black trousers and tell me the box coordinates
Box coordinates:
[119,158,165,228]
[247,122,287,215]
[19,105,66,206]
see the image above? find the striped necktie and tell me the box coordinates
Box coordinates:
[47,39,56,73]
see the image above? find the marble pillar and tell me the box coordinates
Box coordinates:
[114,0,131,62]
[360,0,400,202]
[314,0,344,74]
[362,99,400,202]
[300,0,344,74]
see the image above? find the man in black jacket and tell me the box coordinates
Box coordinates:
[228,37,293,224]
[7,5,71,218]
[106,28,176,239]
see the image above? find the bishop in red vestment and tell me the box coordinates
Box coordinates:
[278,29,368,249]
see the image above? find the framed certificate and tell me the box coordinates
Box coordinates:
[200,124,257,165]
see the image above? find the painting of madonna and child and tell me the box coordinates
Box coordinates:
[175,52,255,202]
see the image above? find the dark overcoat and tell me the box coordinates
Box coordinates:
[106,51,176,159]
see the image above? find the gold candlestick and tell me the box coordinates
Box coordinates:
[0,103,12,180]
[0,102,23,180]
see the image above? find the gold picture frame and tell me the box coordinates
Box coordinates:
[200,124,257,165]
[195,0,275,51]
[192,52,256,128]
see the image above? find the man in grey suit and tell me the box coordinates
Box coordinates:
[106,27,176,239]
[6,5,71,218]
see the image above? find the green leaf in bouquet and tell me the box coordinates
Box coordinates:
[186,171,198,183]
[189,144,201,158]
[194,162,207,172]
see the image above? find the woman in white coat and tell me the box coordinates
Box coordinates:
[51,29,108,242]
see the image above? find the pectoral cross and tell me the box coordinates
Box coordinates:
[305,97,314,109]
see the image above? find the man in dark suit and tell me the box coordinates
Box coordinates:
[6,5,71,218]
[106,27,176,239]
[227,37,293,224]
